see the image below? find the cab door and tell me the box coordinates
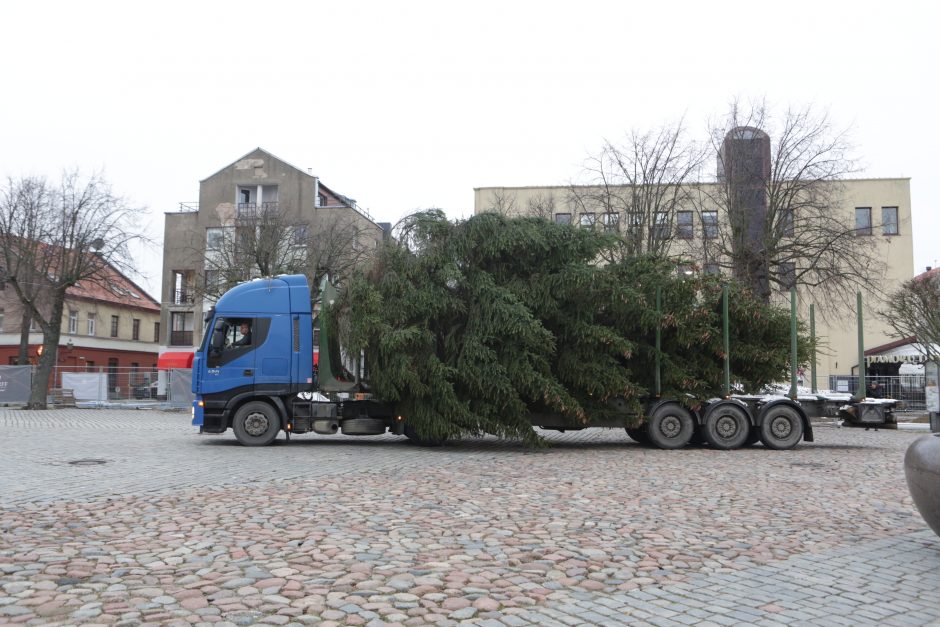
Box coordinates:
[201,316,269,395]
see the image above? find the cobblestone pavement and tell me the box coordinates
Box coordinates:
[1,408,938,626]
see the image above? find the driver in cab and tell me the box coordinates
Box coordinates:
[230,320,252,348]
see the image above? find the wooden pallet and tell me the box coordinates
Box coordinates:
[50,388,77,407]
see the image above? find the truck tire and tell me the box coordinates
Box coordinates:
[233,401,281,446]
[703,404,750,450]
[646,404,694,450]
[759,405,804,450]
[625,427,651,445]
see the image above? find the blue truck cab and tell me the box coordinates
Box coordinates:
[192,274,400,446]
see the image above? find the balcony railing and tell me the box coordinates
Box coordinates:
[170,330,194,346]
[173,289,194,305]
[237,202,279,219]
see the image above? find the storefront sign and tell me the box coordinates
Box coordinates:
[866,354,927,365]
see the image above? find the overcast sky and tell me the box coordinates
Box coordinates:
[2,0,937,299]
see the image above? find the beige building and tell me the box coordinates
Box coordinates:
[0,261,161,382]
[160,148,388,358]
[474,177,915,390]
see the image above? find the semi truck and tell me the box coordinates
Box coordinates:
[191,275,899,449]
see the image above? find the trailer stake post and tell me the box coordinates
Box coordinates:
[810,303,817,394]
[722,284,730,398]
[790,287,798,400]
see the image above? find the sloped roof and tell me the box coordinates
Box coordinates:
[66,262,160,312]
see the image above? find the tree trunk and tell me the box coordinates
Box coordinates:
[27,297,65,409]
[17,312,31,365]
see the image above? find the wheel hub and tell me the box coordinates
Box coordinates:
[244,412,269,436]
[716,415,738,438]
[771,416,791,438]
[660,415,681,438]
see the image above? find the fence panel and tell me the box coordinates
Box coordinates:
[827,374,927,411]
[0,365,32,404]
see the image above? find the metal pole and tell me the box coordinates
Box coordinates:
[790,287,798,399]
[723,284,730,398]
[655,286,662,398]
[810,304,817,394]
[856,291,866,401]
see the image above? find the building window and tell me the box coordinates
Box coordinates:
[154,321,161,343]
[30,318,40,332]
[855,207,872,236]
[86,360,95,371]
[206,228,223,250]
[87,314,96,336]
[677,264,694,277]
[110,315,119,338]
[132,318,140,341]
[780,208,795,237]
[0,308,4,332]
[579,213,596,229]
[654,212,670,239]
[291,225,308,247]
[170,312,194,346]
[316,193,326,208]
[205,269,220,292]
[601,212,620,232]
[704,263,721,276]
[68,310,78,334]
[703,211,718,239]
[554,213,572,225]
[882,206,899,235]
[778,262,797,289]
[677,211,693,239]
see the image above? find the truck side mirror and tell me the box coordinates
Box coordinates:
[211,330,225,351]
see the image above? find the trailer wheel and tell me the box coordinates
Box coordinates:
[759,405,804,450]
[703,405,750,450]
[233,401,280,446]
[625,427,651,445]
[646,404,694,450]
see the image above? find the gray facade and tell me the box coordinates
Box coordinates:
[160,148,385,352]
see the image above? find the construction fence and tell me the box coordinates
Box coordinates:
[828,374,927,411]
[0,365,194,408]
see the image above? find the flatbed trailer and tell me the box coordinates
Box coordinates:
[192,276,902,450]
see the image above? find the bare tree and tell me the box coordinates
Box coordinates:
[0,171,149,408]
[693,99,878,310]
[0,177,55,364]
[200,204,381,301]
[485,190,518,216]
[879,271,940,358]
[201,203,310,300]
[570,119,706,258]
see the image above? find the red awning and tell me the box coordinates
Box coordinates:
[158,351,194,370]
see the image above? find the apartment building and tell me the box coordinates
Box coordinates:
[159,148,387,363]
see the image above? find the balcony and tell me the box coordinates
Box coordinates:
[173,289,194,305]
[237,202,279,219]
[170,330,194,346]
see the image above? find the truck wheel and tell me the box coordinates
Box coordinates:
[703,405,750,450]
[646,404,694,450]
[233,401,281,446]
[625,427,651,445]
[759,405,804,450]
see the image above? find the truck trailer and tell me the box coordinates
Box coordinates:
[191,275,898,449]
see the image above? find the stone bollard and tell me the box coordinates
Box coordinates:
[904,433,940,537]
